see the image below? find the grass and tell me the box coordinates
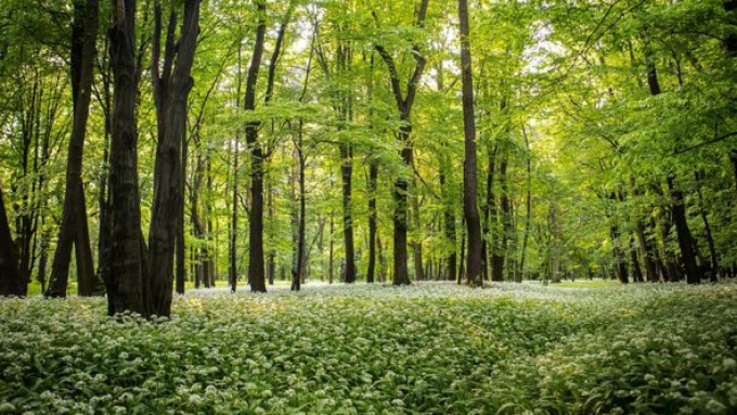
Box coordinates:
[1,282,736,414]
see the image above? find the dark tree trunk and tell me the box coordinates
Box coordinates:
[393,124,412,285]
[367,160,378,283]
[267,184,276,285]
[459,0,482,287]
[519,130,532,282]
[176,129,187,295]
[46,0,99,299]
[293,131,307,292]
[635,220,658,282]
[245,0,267,293]
[0,187,23,297]
[148,0,201,317]
[667,175,701,284]
[340,143,356,283]
[107,0,145,316]
[694,171,719,280]
[629,234,644,282]
[611,224,629,284]
[375,0,429,286]
[329,212,334,284]
[440,164,457,282]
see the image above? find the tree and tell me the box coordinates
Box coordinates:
[148,0,202,317]
[0,186,23,297]
[46,0,99,299]
[105,0,146,316]
[458,0,482,287]
[374,0,430,286]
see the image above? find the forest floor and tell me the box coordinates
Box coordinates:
[1,281,736,414]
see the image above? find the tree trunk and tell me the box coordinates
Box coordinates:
[148,0,201,317]
[491,159,508,282]
[667,175,701,284]
[46,0,99,299]
[459,0,482,287]
[694,171,719,280]
[374,0,429,286]
[519,131,532,282]
[411,183,425,282]
[440,164,457,282]
[107,0,145,316]
[393,124,412,285]
[367,160,378,283]
[245,0,267,293]
[339,143,356,283]
[0,187,23,297]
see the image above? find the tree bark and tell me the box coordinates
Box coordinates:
[107,0,145,316]
[375,0,429,286]
[46,0,99,298]
[667,175,701,284]
[245,0,267,293]
[148,0,201,317]
[0,186,23,297]
[458,0,482,287]
[367,160,378,283]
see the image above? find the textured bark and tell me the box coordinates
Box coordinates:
[367,160,378,283]
[148,0,201,317]
[46,0,99,299]
[0,187,23,297]
[245,0,268,293]
[107,0,145,316]
[667,176,701,284]
[611,224,629,284]
[459,0,482,287]
[339,142,356,283]
[293,132,307,292]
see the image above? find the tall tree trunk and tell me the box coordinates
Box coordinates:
[46,0,99,298]
[667,175,700,284]
[293,129,307,291]
[483,146,497,281]
[694,171,719,280]
[440,164,457,282]
[339,143,356,283]
[375,0,429,286]
[176,129,187,295]
[148,0,201,317]
[629,234,644,282]
[367,160,378,283]
[245,0,267,293]
[107,0,145,316]
[0,186,23,297]
[329,211,335,284]
[519,130,532,282]
[411,183,425,281]
[459,0,482,287]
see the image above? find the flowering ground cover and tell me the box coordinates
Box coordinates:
[1,282,736,415]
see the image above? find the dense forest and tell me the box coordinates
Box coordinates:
[1,0,737,313]
[2,1,737,414]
